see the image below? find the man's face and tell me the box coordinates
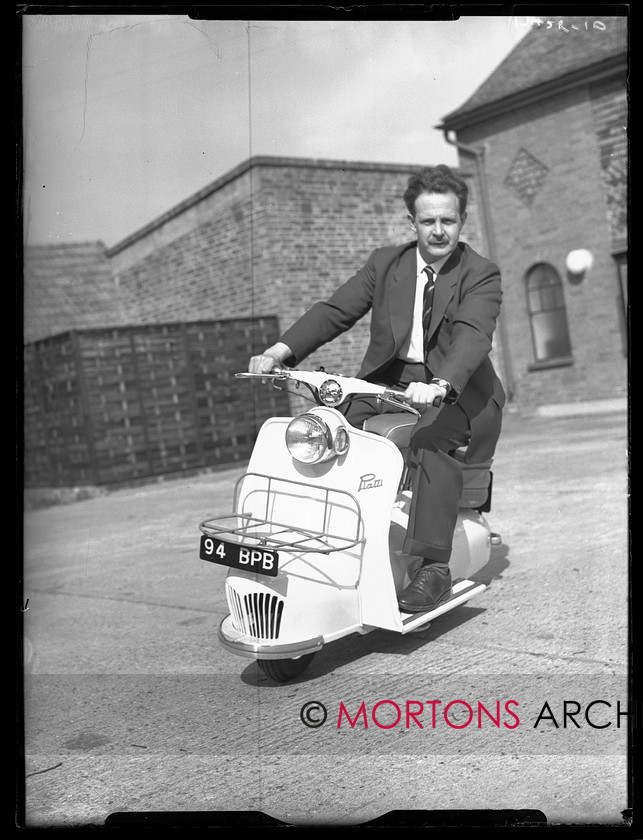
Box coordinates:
[409,191,466,264]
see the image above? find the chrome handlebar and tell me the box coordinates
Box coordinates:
[236,368,420,416]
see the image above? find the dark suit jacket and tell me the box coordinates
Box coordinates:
[280,240,506,449]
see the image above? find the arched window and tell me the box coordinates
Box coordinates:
[526,263,572,364]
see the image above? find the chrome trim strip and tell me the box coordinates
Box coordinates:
[218,618,324,660]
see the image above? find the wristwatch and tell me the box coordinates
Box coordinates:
[430,378,452,393]
[430,378,453,407]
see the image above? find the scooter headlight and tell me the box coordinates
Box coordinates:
[285,415,333,464]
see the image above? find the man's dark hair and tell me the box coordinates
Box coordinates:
[403,165,469,216]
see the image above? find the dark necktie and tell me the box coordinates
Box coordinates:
[422,265,436,362]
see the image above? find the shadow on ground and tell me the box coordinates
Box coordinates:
[239,542,511,687]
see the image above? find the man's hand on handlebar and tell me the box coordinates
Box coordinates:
[248,342,293,380]
[404,381,448,413]
[248,353,282,376]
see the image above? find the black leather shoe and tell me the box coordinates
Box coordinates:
[398,565,453,613]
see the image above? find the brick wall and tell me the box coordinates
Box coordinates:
[24,318,289,487]
[590,77,628,249]
[456,77,627,407]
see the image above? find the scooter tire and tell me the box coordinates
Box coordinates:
[258,653,316,682]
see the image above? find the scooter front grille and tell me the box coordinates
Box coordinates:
[227,586,285,640]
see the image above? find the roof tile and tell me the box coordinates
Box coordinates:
[23,242,125,343]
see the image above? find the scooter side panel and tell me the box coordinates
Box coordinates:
[450,510,493,580]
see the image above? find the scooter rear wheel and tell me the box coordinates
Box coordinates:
[258,653,316,682]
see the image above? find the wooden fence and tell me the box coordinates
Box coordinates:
[23,318,291,487]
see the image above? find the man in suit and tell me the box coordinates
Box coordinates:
[249,164,505,612]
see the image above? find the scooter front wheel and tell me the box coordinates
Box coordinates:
[258,653,316,682]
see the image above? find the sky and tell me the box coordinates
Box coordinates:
[20,13,530,249]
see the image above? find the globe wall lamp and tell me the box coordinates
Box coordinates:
[566,249,594,284]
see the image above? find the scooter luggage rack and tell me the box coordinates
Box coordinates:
[199,472,365,555]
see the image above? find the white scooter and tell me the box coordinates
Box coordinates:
[198,367,500,682]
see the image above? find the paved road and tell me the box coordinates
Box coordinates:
[21,408,630,828]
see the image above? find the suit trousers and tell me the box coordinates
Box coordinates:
[340,359,471,563]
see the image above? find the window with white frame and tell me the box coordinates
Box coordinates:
[526,262,572,365]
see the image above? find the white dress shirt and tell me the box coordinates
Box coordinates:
[397,250,451,363]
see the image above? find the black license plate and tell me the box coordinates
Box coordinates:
[200,535,279,577]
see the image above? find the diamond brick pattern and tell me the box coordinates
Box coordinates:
[504,147,550,206]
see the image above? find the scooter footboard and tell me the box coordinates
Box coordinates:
[400,579,488,633]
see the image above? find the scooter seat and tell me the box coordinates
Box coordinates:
[363,413,417,448]
[363,412,493,510]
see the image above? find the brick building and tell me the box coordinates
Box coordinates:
[439,14,628,406]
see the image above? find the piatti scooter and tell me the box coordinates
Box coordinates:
[198,367,500,682]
